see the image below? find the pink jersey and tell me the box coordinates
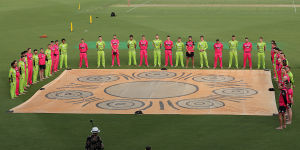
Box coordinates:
[279,89,288,107]
[243,42,252,53]
[54,44,59,55]
[50,45,55,54]
[139,40,148,50]
[15,67,20,78]
[27,53,33,64]
[214,43,223,53]
[164,40,173,50]
[281,74,290,89]
[79,43,88,53]
[186,41,195,52]
[38,53,46,65]
[111,39,119,50]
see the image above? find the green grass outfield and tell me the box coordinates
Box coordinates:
[1,0,300,149]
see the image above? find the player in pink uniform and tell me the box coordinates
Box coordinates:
[78,38,89,68]
[15,64,20,96]
[281,67,293,125]
[50,41,55,74]
[276,58,283,83]
[53,40,60,72]
[26,48,33,85]
[139,35,149,67]
[213,39,223,69]
[243,37,253,69]
[111,35,120,67]
[164,35,174,67]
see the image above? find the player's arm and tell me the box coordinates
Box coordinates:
[8,69,12,83]
[103,42,105,49]
[96,42,99,49]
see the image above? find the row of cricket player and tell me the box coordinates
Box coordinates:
[8,35,295,127]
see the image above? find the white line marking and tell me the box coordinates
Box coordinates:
[292,0,297,13]
[126,0,152,13]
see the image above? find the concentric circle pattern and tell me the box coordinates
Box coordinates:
[213,88,257,96]
[77,75,119,83]
[137,71,176,79]
[96,99,145,110]
[45,90,93,99]
[193,75,235,82]
[176,99,225,109]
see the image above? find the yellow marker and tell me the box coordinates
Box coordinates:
[90,16,92,24]
[78,3,80,10]
[70,22,73,32]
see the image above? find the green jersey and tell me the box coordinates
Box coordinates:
[9,67,16,82]
[288,71,294,85]
[127,40,136,51]
[228,40,238,51]
[45,49,52,60]
[257,42,266,53]
[96,41,105,51]
[175,42,185,51]
[59,43,68,54]
[153,39,162,50]
[33,54,39,66]
[198,41,208,51]
[18,61,25,75]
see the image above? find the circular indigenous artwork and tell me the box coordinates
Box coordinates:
[137,71,176,79]
[213,88,258,97]
[104,81,198,99]
[176,99,225,109]
[96,99,145,110]
[77,75,120,83]
[45,90,93,99]
[192,75,235,82]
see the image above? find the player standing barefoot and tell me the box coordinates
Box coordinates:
[127,35,137,66]
[45,44,52,78]
[111,35,120,67]
[228,35,238,69]
[213,39,223,69]
[257,37,266,69]
[276,82,288,130]
[243,37,252,69]
[26,48,33,85]
[59,38,68,69]
[185,36,195,68]
[38,48,46,81]
[96,36,106,68]
[32,49,39,84]
[79,38,89,68]
[153,34,162,67]
[164,35,174,67]
[139,35,149,67]
[175,37,184,68]
[9,60,17,99]
[53,40,60,72]
[198,35,209,68]
[281,67,293,125]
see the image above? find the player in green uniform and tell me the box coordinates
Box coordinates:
[175,37,185,67]
[22,51,29,88]
[286,66,295,89]
[152,34,163,67]
[32,49,39,83]
[18,56,26,94]
[45,44,52,78]
[228,35,239,69]
[127,35,137,66]
[96,36,106,68]
[9,60,17,99]
[59,38,68,69]
[198,35,209,68]
[257,37,266,69]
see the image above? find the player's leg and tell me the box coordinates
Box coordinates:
[97,51,101,67]
[243,53,247,68]
[116,53,120,66]
[192,55,195,68]
[139,51,143,66]
[128,51,132,66]
[204,51,209,68]
[262,53,265,69]
[101,51,105,67]
[249,54,252,69]
[165,51,168,66]
[64,54,68,68]
[219,54,223,69]
[59,54,63,69]
[180,52,184,67]
[79,53,83,68]
[144,51,149,66]
[153,51,157,67]
[19,76,24,94]
[10,81,16,99]
[16,78,19,96]
[175,52,179,67]
[229,51,233,68]
[33,66,37,83]
[234,51,238,68]
[169,52,173,67]
[28,66,32,85]
[200,52,203,68]
[84,53,88,68]
[133,51,137,66]
[157,51,161,67]
[112,53,115,66]
[214,54,217,69]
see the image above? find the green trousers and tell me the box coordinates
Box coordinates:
[60,54,68,69]
[25,68,28,87]
[153,50,161,66]
[97,51,105,67]
[175,51,184,67]
[257,52,265,69]
[45,60,52,78]
[200,51,209,67]
[128,51,136,66]
[10,81,16,99]
[33,65,39,83]
[19,75,25,94]
[229,50,238,68]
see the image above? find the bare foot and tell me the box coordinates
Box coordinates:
[276,126,283,130]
